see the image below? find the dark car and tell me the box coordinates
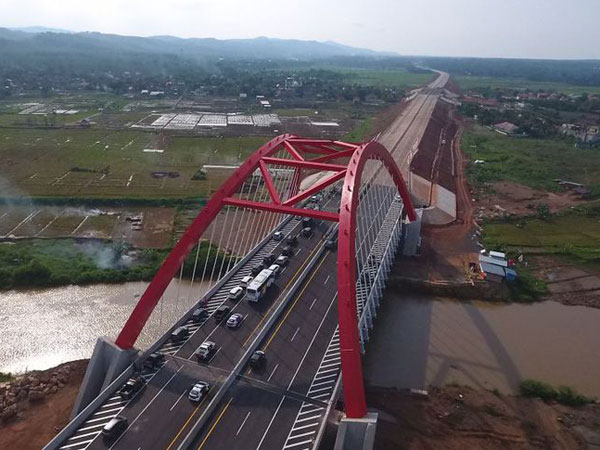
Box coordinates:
[191,307,208,323]
[251,263,265,276]
[262,254,276,266]
[281,246,294,257]
[302,217,314,228]
[249,350,266,370]
[102,416,128,441]
[214,305,231,323]
[143,352,165,370]
[118,376,145,400]
[301,227,313,238]
[249,350,266,369]
[170,326,190,343]
[325,237,337,250]
[286,235,298,247]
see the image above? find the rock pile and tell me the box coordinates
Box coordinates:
[0,365,74,424]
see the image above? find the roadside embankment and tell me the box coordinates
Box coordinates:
[0,360,88,450]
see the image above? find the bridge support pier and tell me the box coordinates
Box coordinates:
[334,412,378,450]
[71,337,137,418]
[403,208,423,256]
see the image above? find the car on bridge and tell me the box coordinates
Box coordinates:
[276,255,289,266]
[241,275,253,287]
[226,313,244,328]
[102,416,128,442]
[191,307,208,322]
[195,341,217,361]
[301,227,313,238]
[251,263,265,276]
[214,305,231,322]
[268,264,281,276]
[286,235,298,247]
[281,246,294,257]
[249,350,266,370]
[118,376,145,400]
[273,231,284,241]
[143,352,165,370]
[263,253,276,266]
[170,326,190,343]
[228,286,244,301]
[188,381,210,402]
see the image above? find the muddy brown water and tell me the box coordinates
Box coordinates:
[364,295,600,397]
[0,280,209,374]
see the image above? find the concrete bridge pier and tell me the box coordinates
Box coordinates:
[334,412,378,450]
[71,337,137,418]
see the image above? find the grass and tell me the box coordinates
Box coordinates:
[344,118,373,142]
[483,210,600,278]
[455,75,600,95]
[337,68,434,88]
[0,239,230,290]
[462,126,600,193]
[520,379,592,406]
[0,128,269,199]
[0,371,13,382]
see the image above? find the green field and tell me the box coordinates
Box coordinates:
[483,214,600,267]
[0,128,269,199]
[462,126,600,194]
[455,75,600,95]
[336,68,434,88]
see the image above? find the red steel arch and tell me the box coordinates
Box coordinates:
[115,135,416,421]
[337,141,415,418]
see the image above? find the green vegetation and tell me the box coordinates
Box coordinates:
[520,379,592,406]
[0,239,231,290]
[344,118,373,142]
[0,128,269,199]
[0,371,13,382]
[483,213,600,266]
[455,76,600,95]
[506,268,548,302]
[462,126,600,194]
[337,68,433,89]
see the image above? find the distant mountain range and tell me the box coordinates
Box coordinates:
[0,27,392,60]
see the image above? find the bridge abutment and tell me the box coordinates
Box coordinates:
[71,337,137,418]
[334,412,378,450]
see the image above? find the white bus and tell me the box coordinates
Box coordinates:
[246,268,275,302]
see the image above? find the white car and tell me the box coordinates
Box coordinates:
[188,381,210,402]
[240,275,253,287]
[268,264,281,276]
[273,231,283,241]
[195,341,216,361]
[228,286,244,301]
[275,255,289,266]
[226,313,244,328]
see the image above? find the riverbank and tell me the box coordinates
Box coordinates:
[369,384,600,449]
[0,360,88,450]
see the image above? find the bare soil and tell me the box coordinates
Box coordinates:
[369,385,600,450]
[474,181,585,221]
[0,360,87,450]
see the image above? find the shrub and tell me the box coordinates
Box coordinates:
[520,379,591,406]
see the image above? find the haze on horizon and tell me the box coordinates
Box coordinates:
[2,0,600,60]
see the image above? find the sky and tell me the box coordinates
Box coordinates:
[2,0,600,59]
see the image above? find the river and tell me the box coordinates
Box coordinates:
[363,295,600,397]
[0,280,209,374]
[3,284,599,397]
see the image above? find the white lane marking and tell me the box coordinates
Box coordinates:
[290,327,300,343]
[283,439,313,449]
[295,414,322,424]
[309,297,318,310]
[256,397,285,450]
[108,365,184,449]
[295,248,302,255]
[170,389,187,412]
[59,439,94,449]
[310,379,335,388]
[267,364,279,382]
[236,411,252,436]
[323,275,330,285]
[307,386,331,395]
[67,430,100,441]
[291,422,319,432]
[287,430,315,440]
